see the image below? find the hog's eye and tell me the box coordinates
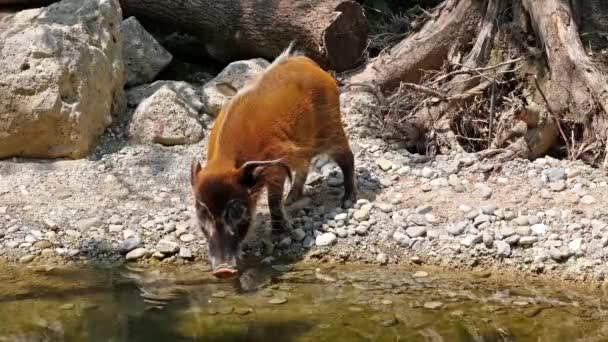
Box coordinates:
[225,200,247,224]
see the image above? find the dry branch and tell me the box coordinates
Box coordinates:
[345,0,483,91]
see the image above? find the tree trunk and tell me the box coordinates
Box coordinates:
[342,0,608,166]
[120,0,369,72]
[345,0,483,91]
[522,0,608,121]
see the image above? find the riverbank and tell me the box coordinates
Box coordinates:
[1,120,608,288]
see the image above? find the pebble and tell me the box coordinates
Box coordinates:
[495,241,511,257]
[74,217,101,230]
[291,228,306,242]
[482,231,494,248]
[413,271,428,278]
[126,248,147,260]
[377,158,393,171]
[461,234,482,247]
[315,233,337,246]
[406,226,426,238]
[531,224,547,236]
[119,236,141,253]
[355,225,368,235]
[423,301,444,310]
[543,168,566,181]
[19,255,34,263]
[480,203,497,215]
[568,238,582,252]
[302,236,315,248]
[581,195,596,204]
[447,221,467,236]
[550,181,567,192]
[376,253,388,265]
[421,167,434,178]
[415,205,432,214]
[179,247,193,259]
[157,240,180,254]
[33,240,53,249]
[392,231,410,247]
[179,234,196,243]
[268,297,288,305]
[518,236,538,246]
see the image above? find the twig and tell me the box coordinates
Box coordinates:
[489,71,496,144]
[398,82,447,100]
[431,58,523,85]
[526,73,571,159]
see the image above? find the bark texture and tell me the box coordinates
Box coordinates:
[345,0,483,91]
[120,0,369,72]
[523,0,608,121]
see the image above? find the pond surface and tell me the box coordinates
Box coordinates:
[0,261,607,341]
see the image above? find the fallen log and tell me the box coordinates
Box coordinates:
[1,0,369,72]
[120,0,369,72]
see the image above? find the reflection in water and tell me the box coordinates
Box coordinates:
[0,261,607,341]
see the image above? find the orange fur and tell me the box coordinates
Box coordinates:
[192,47,356,236]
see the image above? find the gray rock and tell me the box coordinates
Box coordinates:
[513,216,529,226]
[415,205,433,215]
[180,233,196,243]
[568,238,582,252]
[119,236,141,253]
[33,240,53,249]
[393,231,411,246]
[550,180,567,192]
[549,247,573,262]
[157,240,180,254]
[474,214,491,227]
[376,253,388,265]
[121,17,172,86]
[480,203,497,215]
[581,195,596,204]
[291,228,306,242]
[128,85,204,145]
[514,226,531,236]
[424,214,439,224]
[278,237,292,248]
[421,167,434,178]
[202,58,270,116]
[495,241,511,257]
[447,221,467,236]
[179,247,193,259]
[302,236,314,248]
[353,208,371,221]
[406,226,427,238]
[0,0,125,159]
[505,235,520,245]
[75,217,101,231]
[460,234,482,247]
[482,231,494,248]
[531,224,547,236]
[423,301,444,310]
[316,233,337,246]
[19,255,35,264]
[543,168,566,181]
[408,214,427,226]
[126,248,147,261]
[518,236,538,246]
[355,225,369,235]
[376,158,393,171]
[336,228,348,238]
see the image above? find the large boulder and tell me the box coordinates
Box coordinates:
[0,0,125,159]
[128,84,205,146]
[201,58,269,116]
[121,16,172,87]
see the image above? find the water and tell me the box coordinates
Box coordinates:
[1,261,607,341]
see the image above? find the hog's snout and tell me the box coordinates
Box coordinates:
[211,265,238,279]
